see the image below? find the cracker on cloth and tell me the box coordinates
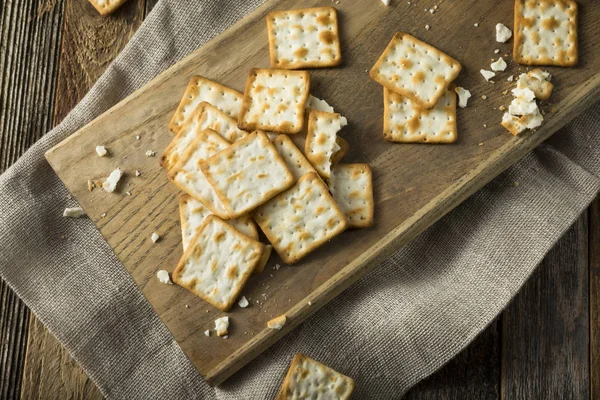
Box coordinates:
[305,110,345,178]
[328,164,374,228]
[370,32,461,109]
[200,131,294,219]
[88,0,128,16]
[383,87,457,143]
[169,76,243,134]
[172,215,264,311]
[272,134,316,181]
[178,195,258,251]
[276,353,355,400]
[514,0,578,67]
[266,7,342,69]
[254,172,348,264]
[238,69,310,134]
[168,129,231,218]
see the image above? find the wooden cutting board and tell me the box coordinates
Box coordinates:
[45,0,600,386]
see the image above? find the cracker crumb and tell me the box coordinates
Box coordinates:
[135,170,141,177]
[499,105,506,111]
[136,135,141,140]
[185,304,189,308]
[275,264,281,270]
[156,270,172,284]
[145,150,156,157]
[480,69,496,81]
[483,124,487,128]
[87,180,94,191]
[429,8,434,13]
[125,191,131,196]
[204,330,210,337]
[238,296,249,308]
[474,23,479,27]
[495,23,512,43]
[151,232,160,243]
[102,168,123,192]
[494,49,500,54]
[454,87,472,108]
[308,301,312,306]
[63,207,85,218]
[502,90,509,95]
[267,315,286,330]
[101,212,107,218]
[479,142,484,146]
[215,316,229,336]
[551,107,558,113]
[425,24,430,30]
[481,95,487,100]
[222,335,228,339]
[95,145,108,157]
[381,0,390,5]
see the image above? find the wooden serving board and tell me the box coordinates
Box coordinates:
[45,0,600,386]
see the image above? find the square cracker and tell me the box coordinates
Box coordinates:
[238,69,310,134]
[514,0,578,67]
[266,7,342,69]
[383,87,457,143]
[254,172,348,264]
[161,102,248,169]
[172,215,264,311]
[305,110,345,178]
[169,76,243,134]
[276,353,355,400]
[328,164,374,228]
[272,134,316,181]
[168,129,231,218]
[179,194,258,252]
[200,131,294,219]
[370,32,462,109]
[88,0,128,16]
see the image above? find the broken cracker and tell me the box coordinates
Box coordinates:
[305,110,345,178]
[328,164,374,228]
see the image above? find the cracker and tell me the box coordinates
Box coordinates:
[88,0,128,16]
[169,76,243,134]
[370,32,462,109]
[200,131,294,219]
[383,87,457,143]
[266,7,342,69]
[305,111,345,178]
[272,134,316,181]
[276,353,355,400]
[254,245,273,274]
[328,164,374,228]
[238,69,310,134]
[172,215,263,311]
[516,69,554,100]
[513,0,578,67]
[178,195,258,251]
[161,102,248,169]
[168,129,231,218]
[330,136,349,165]
[254,172,348,264]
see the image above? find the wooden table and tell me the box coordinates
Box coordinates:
[0,1,598,398]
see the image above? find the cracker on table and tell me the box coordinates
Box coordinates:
[172,215,263,311]
[254,244,273,275]
[169,76,243,134]
[254,172,348,264]
[370,32,461,109]
[383,87,457,144]
[272,134,316,181]
[513,0,577,67]
[88,0,128,16]
[330,136,349,165]
[328,164,374,228]
[238,69,310,134]
[266,7,342,69]
[305,110,345,178]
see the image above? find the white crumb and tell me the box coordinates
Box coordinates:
[95,146,108,157]
[267,315,286,330]
[135,170,141,177]
[454,87,472,108]
[135,135,141,140]
[480,69,496,81]
[156,270,172,284]
[490,57,507,72]
[63,207,85,218]
[425,24,430,30]
[507,75,514,82]
[125,191,131,196]
[474,23,479,27]
[222,335,229,339]
[101,212,107,218]
[238,296,249,308]
[381,0,390,5]
[102,168,123,193]
[308,301,312,306]
[204,330,210,337]
[495,23,512,43]
[215,316,229,336]
[145,150,156,157]
[494,49,500,54]
[151,232,160,243]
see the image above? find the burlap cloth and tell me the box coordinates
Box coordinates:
[0,1,598,398]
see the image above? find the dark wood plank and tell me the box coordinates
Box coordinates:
[145,0,159,15]
[0,0,66,398]
[403,320,500,400]
[501,213,589,400]
[591,196,600,400]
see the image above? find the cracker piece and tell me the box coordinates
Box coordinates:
[88,0,128,16]
[161,102,248,169]
[266,7,341,69]
[169,76,243,134]
[276,353,355,400]
[501,113,527,136]
[238,69,310,134]
[268,315,286,330]
[200,131,294,219]
[383,87,457,143]
[172,215,263,311]
[272,134,316,181]
[370,32,462,109]
[254,244,273,275]
[330,136,349,165]
[168,129,231,218]
[179,195,258,251]
[305,111,345,178]
[516,70,554,100]
[329,164,374,228]
[254,172,348,264]
[513,0,578,66]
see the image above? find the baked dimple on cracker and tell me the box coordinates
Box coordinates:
[514,0,578,67]
[172,215,263,311]
[305,110,345,178]
[370,32,462,109]
[254,172,348,264]
[238,69,310,134]
[267,7,342,69]
[328,164,374,228]
[383,87,457,144]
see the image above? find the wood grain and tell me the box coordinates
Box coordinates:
[43,0,600,385]
[501,214,589,399]
[591,198,600,400]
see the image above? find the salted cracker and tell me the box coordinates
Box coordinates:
[266,7,341,69]
[172,215,263,311]
[272,134,316,181]
[169,76,243,134]
[513,0,577,66]
[201,131,294,219]
[88,0,128,16]
[330,136,349,165]
[254,244,273,274]
[168,129,231,218]
[370,32,461,109]
[238,69,310,134]
[254,172,348,264]
[329,164,374,228]
[383,87,457,143]
[305,111,345,178]
[516,69,554,100]
[276,353,355,400]
[178,195,258,251]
